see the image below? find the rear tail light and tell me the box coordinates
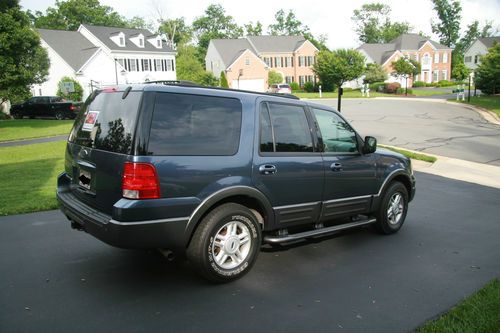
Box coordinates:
[122,162,160,199]
[69,105,75,111]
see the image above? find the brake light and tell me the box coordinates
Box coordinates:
[122,162,160,199]
[69,105,75,111]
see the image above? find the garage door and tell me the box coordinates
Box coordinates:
[231,79,265,92]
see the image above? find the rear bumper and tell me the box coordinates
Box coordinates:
[57,174,189,251]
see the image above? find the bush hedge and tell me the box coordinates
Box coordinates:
[303,81,314,93]
[385,82,401,94]
[413,81,426,87]
[290,82,300,91]
[369,82,385,92]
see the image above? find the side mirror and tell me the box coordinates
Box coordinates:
[363,136,377,154]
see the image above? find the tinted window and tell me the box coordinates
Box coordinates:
[312,108,358,153]
[260,103,313,153]
[69,91,142,154]
[148,93,242,156]
[259,105,274,152]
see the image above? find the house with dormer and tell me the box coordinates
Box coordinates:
[358,33,452,86]
[205,36,319,92]
[33,24,176,99]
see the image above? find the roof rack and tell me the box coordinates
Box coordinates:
[142,81,300,100]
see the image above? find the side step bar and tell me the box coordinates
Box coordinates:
[264,218,377,244]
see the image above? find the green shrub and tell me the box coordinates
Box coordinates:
[290,82,300,91]
[303,81,314,92]
[385,82,401,94]
[437,80,454,87]
[56,76,83,101]
[220,71,229,88]
[412,81,426,87]
[430,82,439,87]
[342,87,354,92]
[268,70,283,85]
[396,88,413,95]
[369,81,385,92]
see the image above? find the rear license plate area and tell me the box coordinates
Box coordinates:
[78,169,92,190]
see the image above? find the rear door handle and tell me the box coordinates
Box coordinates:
[259,164,277,175]
[330,162,343,171]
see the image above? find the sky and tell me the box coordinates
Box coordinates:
[19,0,500,49]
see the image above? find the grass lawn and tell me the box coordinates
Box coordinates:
[294,88,449,99]
[417,278,500,333]
[0,119,73,142]
[453,95,500,117]
[379,145,437,163]
[0,141,66,216]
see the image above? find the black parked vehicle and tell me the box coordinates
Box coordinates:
[11,96,81,120]
[57,82,416,282]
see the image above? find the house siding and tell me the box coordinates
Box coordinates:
[225,50,268,91]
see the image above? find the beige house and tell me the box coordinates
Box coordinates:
[206,36,319,92]
[358,33,452,87]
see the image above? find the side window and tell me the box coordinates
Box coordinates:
[312,108,358,153]
[259,102,313,153]
[148,93,242,156]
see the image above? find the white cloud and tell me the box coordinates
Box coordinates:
[20,0,500,49]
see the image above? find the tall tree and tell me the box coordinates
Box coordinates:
[32,0,128,30]
[352,3,412,43]
[455,20,494,55]
[0,0,49,103]
[268,9,308,36]
[159,17,193,47]
[363,63,388,84]
[474,43,499,95]
[430,0,462,48]
[391,58,421,95]
[176,45,218,86]
[244,21,263,36]
[313,49,365,111]
[192,4,243,60]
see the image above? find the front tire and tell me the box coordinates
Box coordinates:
[187,203,261,283]
[375,181,408,234]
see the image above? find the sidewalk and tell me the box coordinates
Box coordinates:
[412,155,500,189]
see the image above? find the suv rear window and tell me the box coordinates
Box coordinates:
[148,92,242,156]
[69,90,142,154]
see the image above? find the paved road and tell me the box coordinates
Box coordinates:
[1,172,499,333]
[315,99,500,166]
[0,134,68,147]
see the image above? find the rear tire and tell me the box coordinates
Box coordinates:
[55,112,64,120]
[375,181,408,234]
[12,113,22,119]
[187,203,261,283]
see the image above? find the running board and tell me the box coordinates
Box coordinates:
[264,218,377,244]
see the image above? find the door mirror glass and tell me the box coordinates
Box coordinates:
[363,136,377,154]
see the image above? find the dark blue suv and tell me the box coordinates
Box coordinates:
[57,83,416,282]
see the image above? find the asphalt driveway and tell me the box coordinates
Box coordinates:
[316,99,500,166]
[1,172,499,333]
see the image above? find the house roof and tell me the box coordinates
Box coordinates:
[478,36,500,48]
[80,24,175,53]
[390,33,450,50]
[357,43,395,64]
[211,38,255,67]
[37,29,99,71]
[246,35,308,53]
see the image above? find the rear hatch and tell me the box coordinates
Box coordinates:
[65,89,143,214]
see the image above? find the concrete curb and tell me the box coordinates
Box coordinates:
[445,101,500,125]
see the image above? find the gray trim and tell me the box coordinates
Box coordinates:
[323,195,372,204]
[273,201,321,210]
[109,216,189,226]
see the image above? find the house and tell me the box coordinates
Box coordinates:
[205,36,319,92]
[358,33,453,87]
[33,24,177,99]
[464,36,499,72]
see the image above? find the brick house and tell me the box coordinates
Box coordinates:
[206,36,319,92]
[358,33,453,87]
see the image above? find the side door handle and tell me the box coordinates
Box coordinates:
[330,162,343,171]
[259,164,277,175]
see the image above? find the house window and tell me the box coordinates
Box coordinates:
[433,70,439,82]
[434,53,439,63]
[285,76,294,83]
[442,70,447,81]
[167,59,172,71]
[139,38,144,47]
[157,40,161,48]
[422,54,430,65]
[443,53,448,63]
[128,59,137,71]
[263,57,270,67]
[307,75,314,82]
[119,37,125,46]
[245,58,250,66]
[474,55,480,64]
[117,58,125,68]
[275,57,282,67]
[155,59,161,71]
[142,59,150,71]
[464,56,472,63]
[299,76,305,86]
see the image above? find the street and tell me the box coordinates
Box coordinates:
[1,172,499,333]
[316,98,500,166]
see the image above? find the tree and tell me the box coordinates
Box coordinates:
[192,4,243,61]
[268,71,283,85]
[244,21,263,36]
[352,3,412,43]
[451,58,470,81]
[159,17,193,47]
[32,0,128,30]
[313,49,365,111]
[268,9,308,36]
[175,45,218,86]
[220,71,229,88]
[56,76,83,101]
[363,63,388,84]
[474,43,499,95]
[126,16,152,30]
[391,58,421,95]
[0,0,49,103]
[430,0,462,48]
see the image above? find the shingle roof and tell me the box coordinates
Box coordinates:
[247,35,307,53]
[211,38,255,67]
[390,33,450,50]
[478,36,500,48]
[358,43,396,64]
[81,24,175,53]
[37,29,99,71]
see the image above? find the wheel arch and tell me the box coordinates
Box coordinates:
[371,169,413,211]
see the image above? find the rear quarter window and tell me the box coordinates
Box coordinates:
[148,93,242,156]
